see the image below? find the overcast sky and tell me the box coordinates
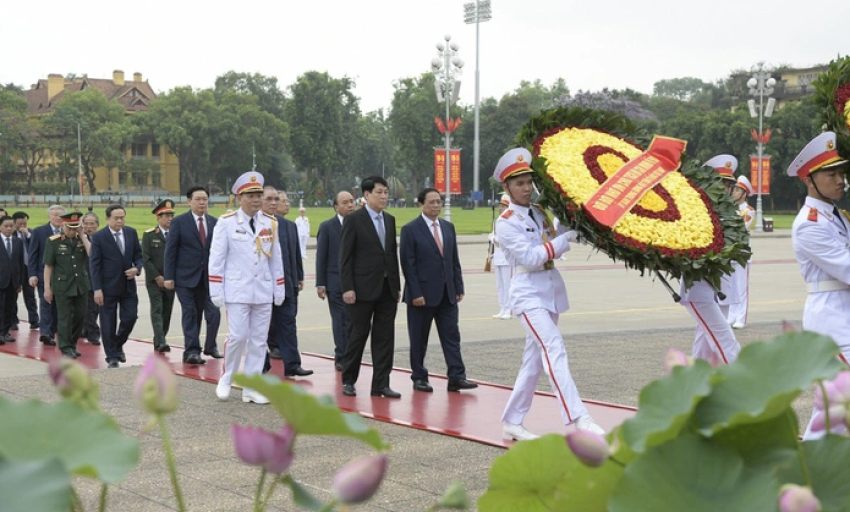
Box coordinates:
[1,0,846,113]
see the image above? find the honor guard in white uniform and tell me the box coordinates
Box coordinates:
[727,176,755,328]
[493,148,604,441]
[488,194,513,319]
[679,155,742,365]
[210,171,285,404]
[786,132,850,439]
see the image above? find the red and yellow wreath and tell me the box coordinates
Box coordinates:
[514,107,750,290]
[813,56,850,159]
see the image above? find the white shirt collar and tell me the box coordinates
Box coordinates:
[421,213,439,226]
[364,204,382,220]
[337,214,345,224]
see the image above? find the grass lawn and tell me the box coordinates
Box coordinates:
[15,204,503,236]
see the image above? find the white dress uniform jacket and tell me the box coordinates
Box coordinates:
[208,210,285,304]
[726,203,755,324]
[495,203,572,315]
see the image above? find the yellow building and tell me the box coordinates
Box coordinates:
[23,70,180,194]
[774,65,828,109]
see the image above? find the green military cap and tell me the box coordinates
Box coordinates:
[60,212,83,228]
[152,199,176,216]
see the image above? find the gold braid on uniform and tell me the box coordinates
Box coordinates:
[254,216,276,258]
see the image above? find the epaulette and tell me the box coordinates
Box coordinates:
[841,209,850,225]
[262,212,275,220]
[145,227,156,233]
[500,209,514,219]
[221,211,237,218]
[808,208,819,222]
[49,233,62,241]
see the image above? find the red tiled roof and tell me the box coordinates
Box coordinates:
[24,75,157,116]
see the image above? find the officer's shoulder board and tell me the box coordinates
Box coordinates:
[840,209,850,225]
[49,233,62,241]
[221,211,237,219]
[500,209,514,220]
[808,208,819,222]
[145,227,157,233]
[262,212,275,220]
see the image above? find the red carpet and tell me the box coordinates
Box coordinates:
[0,330,635,448]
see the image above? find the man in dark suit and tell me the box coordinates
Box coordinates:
[163,186,221,365]
[261,187,311,377]
[11,211,38,331]
[90,204,144,368]
[400,188,478,393]
[339,176,401,398]
[28,205,65,345]
[0,216,26,343]
[316,190,355,370]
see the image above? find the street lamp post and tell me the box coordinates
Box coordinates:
[463,0,491,207]
[431,34,464,222]
[747,62,776,232]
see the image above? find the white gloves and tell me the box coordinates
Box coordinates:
[564,230,578,242]
[274,295,284,307]
[211,295,224,308]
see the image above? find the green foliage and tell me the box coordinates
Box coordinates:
[812,55,850,160]
[234,374,389,450]
[0,398,140,483]
[478,331,846,512]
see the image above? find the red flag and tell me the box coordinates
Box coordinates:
[434,118,446,134]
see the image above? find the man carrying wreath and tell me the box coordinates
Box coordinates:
[493,147,604,441]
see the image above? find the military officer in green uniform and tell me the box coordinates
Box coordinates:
[143,199,176,353]
[43,212,91,359]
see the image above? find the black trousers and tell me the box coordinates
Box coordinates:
[175,284,220,359]
[327,289,351,364]
[14,280,38,325]
[341,279,397,390]
[407,288,466,382]
[0,285,16,335]
[99,292,138,363]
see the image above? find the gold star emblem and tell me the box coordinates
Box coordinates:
[827,140,835,150]
[724,162,732,168]
[250,176,258,182]
[516,155,525,163]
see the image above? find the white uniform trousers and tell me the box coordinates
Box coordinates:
[219,302,273,388]
[299,235,308,260]
[683,301,741,364]
[501,309,587,426]
[494,264,512,314]
[727,262,749,326]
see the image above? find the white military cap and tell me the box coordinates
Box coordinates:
[493,148,533,183]
[499,193,510,205]
[787,132,848,180]
[704,154,738,180]
[232,171,264,195]
[735,175,754,195]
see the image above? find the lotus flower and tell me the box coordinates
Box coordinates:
[48,357,98,407]
[333,455,388,504]
[778,484,821,512]
[663,348,692,373]
[566,430,609,468]
[134,354,179,415]
[231,424,295,475]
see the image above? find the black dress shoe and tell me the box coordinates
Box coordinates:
[342,384,356,396]
[74,349,81,357]
[1,334,15,343]
[447,379,479,392]
[371,387,401,398]
[88,338,101,346]
[40,335,56,346]
[30,323,40,330]
[269,348,282,359]
[156,344,171,353]
[10,324,18,331]
[413,380,434,392]
[203,348,223,359]
[118,352,126,363]
[334,362,344,372]
[107,360,119,368]
[61,350,78,359]
[185,353,206,365]
[285,367,314,377]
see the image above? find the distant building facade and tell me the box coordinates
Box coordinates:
[20,71,179,194]
[773,65,828,109]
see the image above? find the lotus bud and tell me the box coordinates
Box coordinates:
[48,357,99,408]
[438,480,470,509]
[778,484,821,512]
[663,348,692,373]
[566,430,609,468]
[231,424,295,475]
[810,404,848,433]
[782,320,799,332]
[333,455,388,504]
[134,354,179,415]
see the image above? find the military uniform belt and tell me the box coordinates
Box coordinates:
[806,280,850,293]
[515,260,555,274]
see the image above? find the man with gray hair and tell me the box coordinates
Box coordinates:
[80,212,101,345]
[28,205,65,345]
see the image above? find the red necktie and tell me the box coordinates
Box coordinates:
[198,216,206,246]
[432,221,443,256]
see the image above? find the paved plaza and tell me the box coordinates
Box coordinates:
[0,231,811,511]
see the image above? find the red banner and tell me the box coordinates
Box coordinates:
[434,149,462,194]
[750,155,771,194]
[584,136,688,228]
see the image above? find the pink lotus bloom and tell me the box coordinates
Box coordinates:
[566,430,609,468]
[663,348,692,373]
[810,404,848,432]
[134,354,179,415]
[231,424,295,475]
[778,484,821,512]
[48,357,95,398]
[813,371,850,431]
[333,455,388,504]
